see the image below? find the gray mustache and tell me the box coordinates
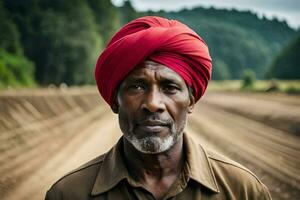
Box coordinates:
[135,116,173,127]
[137,120,169,126]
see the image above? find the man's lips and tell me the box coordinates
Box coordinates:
[138,120,168,126]
[135,120,169,132]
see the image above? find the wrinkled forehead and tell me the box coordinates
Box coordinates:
[123,60,186,84]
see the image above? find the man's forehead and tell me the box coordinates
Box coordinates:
[135,60,165,71]
[125,60,183,82]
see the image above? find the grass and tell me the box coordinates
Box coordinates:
[207,80,300,94]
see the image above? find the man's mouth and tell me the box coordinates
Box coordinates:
[136,120,169,132]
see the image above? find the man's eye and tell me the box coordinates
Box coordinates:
[129,84,144,91]
[163,85,179,93]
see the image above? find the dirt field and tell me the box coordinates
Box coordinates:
[0,87,299,200]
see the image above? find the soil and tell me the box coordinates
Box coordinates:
[0,89,299,200]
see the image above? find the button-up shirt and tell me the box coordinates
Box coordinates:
[45,134,271,200]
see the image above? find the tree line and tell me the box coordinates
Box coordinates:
[0,0,299,88]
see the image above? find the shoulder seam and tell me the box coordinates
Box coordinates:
[208,155,262,184]
[50,154,106,188]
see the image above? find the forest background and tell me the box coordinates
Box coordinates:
[0,0,299,90]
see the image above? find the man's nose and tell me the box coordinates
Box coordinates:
[141,88,166,113]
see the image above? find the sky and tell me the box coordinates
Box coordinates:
[111,0,300,29]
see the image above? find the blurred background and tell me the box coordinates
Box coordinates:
[0,0,299,199]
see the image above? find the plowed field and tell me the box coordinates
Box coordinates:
[0,88,299,200]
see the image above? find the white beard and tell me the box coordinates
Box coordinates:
[125,133,182,154]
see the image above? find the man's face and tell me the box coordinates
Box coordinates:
[116,60,194,154]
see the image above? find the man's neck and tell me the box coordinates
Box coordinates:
[123,135,185,199]
[123,135,184,181]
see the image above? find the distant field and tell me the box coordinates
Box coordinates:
[1,80,300,94]
[1,87,300,200]
[208,80,300,94]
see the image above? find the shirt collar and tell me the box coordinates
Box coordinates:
[91,134,219,196]
[91,138,131,195]
[183,134,219,193]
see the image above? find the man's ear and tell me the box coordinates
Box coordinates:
[111,102,119,114]
[111,92,119,114]
[188,93,195,114]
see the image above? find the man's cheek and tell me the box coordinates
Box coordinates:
[119,112,128,130]
[176,113,187,131]
[119,112,134,134]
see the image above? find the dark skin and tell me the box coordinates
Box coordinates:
[113,60,195,199]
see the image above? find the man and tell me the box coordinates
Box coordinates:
[45,16,271,200]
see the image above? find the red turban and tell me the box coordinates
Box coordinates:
[95,16,212,106]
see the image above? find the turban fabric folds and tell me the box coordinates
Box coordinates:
[95,16,212,106]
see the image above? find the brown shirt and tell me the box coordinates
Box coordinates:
[45,134,271,200]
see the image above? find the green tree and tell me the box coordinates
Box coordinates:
[36,1,102,85]
[118,0,139,25]
[156,7,298,80]
[212,59,231,80]
[87,0,120,44]
[0,1,35,88]
[4,0,102,85]
[267,35,300,79]
[0,2,22,54]
[241,69,256,89]
[0,49,35,87]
